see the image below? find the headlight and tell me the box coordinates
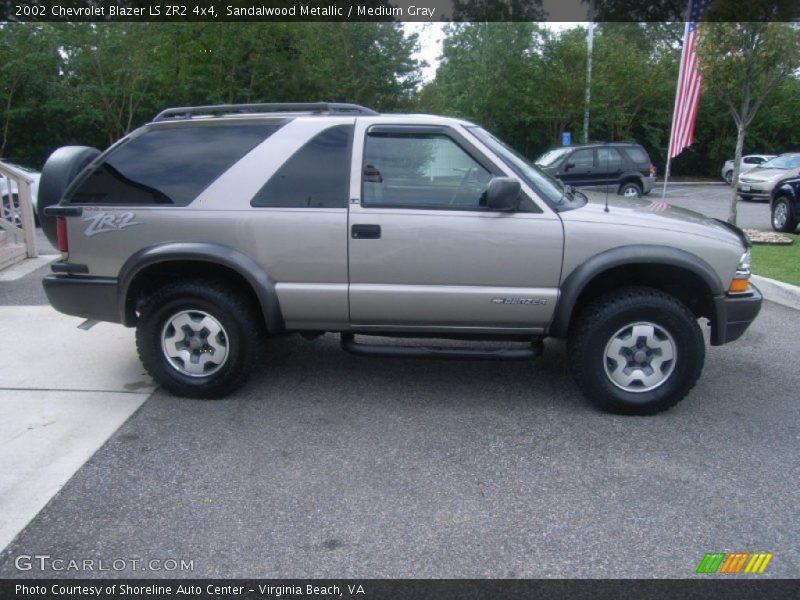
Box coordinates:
[729,250,751,293]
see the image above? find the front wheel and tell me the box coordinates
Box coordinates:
[771,197,797,233]
[136,280,266,398]
[724,171,733,185]
[568,287,705,415]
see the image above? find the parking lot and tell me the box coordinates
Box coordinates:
[0,183,797,578]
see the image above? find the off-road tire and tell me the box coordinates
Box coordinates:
[568,286,704,415]
[771,196,797,233]
[136,280,266,398]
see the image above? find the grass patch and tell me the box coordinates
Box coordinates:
[751,232,800,286]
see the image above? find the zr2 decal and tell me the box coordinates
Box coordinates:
[83,212,140,237]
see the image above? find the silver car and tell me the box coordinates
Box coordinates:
[36,103,762,415]
[737,153,800,201]
[720,154,775,185]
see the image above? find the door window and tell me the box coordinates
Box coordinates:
[362,132,492,209]
[596,147,623,170]
[568,149,594,168]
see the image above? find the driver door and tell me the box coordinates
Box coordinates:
[347,124,563,333]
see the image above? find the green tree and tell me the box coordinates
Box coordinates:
[698,21,800,224]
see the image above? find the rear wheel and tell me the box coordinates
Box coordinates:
[136,280,266,398]
[619,181,643,198]
[568,287,704,415]
[771,197,797,233]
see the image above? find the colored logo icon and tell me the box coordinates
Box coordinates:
[696,552,773,574]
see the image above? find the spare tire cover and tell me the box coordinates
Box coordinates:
[39,146,101,247]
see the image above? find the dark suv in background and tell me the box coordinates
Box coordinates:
[535,142,656,197]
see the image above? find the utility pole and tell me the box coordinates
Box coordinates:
[583,0,595,143]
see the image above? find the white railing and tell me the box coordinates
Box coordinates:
[0,161,38,258]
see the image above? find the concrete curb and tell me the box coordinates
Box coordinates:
[752,275,800,311]
[655,181,727,186]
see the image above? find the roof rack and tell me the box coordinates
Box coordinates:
[153,102,379,122]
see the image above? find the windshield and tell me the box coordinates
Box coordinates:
[760,155,800,170]
[469,127,567,207]
[535,147,571,167]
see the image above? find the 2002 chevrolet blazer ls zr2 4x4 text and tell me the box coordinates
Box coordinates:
[37,103,762,415]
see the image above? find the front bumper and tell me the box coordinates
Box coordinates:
[43,274,122,324]
[737,184,771,199]
[710,284,762,346]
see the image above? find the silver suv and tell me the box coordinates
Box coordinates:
[39,103,761,415]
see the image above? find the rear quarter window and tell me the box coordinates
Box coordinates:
[68,121,285,206]
[250,125,353,209]
[622,146,650,166]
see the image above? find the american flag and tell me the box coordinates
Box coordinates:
[668,0,712,159]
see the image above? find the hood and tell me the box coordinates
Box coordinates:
[739,167,794,183]
[562,190,745,246]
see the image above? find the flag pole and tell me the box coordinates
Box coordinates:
[662,0,694,200]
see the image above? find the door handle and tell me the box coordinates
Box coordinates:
[351,224,381,239]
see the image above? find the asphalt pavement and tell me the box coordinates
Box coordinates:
[0,184,796,579]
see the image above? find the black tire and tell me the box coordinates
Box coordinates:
[38,146,101,246]
[135,280,266,398]
[771,196,797,233]
[724,171,733,185]
[568,286,704,415]
[618,181,643,198]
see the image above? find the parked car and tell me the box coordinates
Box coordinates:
[535,142,656,198]
[0,162,41,225]
[737,153,800,202]
[770,175,800,233]
[720,154,776,185]
[38,103,760,415]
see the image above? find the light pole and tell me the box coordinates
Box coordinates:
[583,0,595,144]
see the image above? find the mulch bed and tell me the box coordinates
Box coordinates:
[743,228,795,245]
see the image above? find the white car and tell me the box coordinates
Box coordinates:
[0,162,41,224]
[737,153,800,202]
[720,154,776,185]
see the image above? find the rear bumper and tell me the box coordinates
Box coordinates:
[710,284,762,346]
[42,274,122,324]
[642,176,656,194]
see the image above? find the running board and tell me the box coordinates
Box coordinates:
[340,333,542,361]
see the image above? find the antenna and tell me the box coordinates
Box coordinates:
[604,145,610,213]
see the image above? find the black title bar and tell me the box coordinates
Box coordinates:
[2,579,800,600]
[2,0,800,22]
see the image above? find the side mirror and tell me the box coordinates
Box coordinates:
[486,177,521,212]
[563,162,576,172]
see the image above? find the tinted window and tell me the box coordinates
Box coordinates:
[69,122,283,206]
[251,125,353,208]
[362,132,492,209]
[597,147,623,170]
[623,146,650,165]
[536,147,571,167]
[743,156,760,164]
[569,149,594,168]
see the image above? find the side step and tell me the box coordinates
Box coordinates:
[340,333,542,361]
